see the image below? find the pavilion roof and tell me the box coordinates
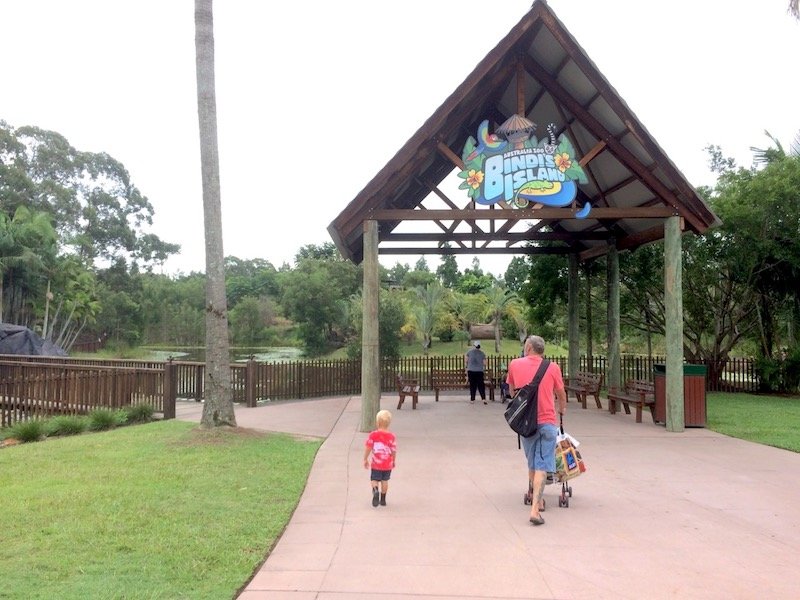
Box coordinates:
[328,0,720,264]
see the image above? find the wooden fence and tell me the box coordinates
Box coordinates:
[0,353,757,427]
[0,359,172,428]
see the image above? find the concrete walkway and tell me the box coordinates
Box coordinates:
[177,393,800,599]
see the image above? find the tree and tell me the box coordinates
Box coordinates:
[280,257,360,356]
[2,122,178,267]
[295,242,339,262]
[435,247,460,288]
[0,206,57,323]
[482,285,524,353]
[412,282,447,353]
[519,253,568,340]
[347,290,406,360]
[195,0,235,428]
[503,256,529,292]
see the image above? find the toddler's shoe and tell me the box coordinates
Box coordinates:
[372,488,380,507]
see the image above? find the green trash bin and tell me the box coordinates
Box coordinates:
[653,363,707,427]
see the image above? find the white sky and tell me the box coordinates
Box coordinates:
[2,0,798,278]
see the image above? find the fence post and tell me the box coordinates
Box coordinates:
[163,359,176,420]
[194,364,204,402]
[246,357,257,407]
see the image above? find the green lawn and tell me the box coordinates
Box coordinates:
[707,392,800,452]
[0,421,320,600]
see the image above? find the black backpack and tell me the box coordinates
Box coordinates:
[503,359,550,437]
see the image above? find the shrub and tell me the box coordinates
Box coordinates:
[124,403,155,424]
[88,409,128,431]
[46,415,89,437]
[10,419,46,443]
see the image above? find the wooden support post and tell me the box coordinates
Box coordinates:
[606,243,621,392]
[360,220,381,432]
[665,215,685,432]
[568,254,580,380]
[163,359,176,420]
[194,364,204,402]
[245,358,256,408]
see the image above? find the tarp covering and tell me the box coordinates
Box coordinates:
[0,323,67,356]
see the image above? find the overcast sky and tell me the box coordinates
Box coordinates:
[2,0,798,277]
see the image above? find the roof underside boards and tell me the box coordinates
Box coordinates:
[327,0,720,265]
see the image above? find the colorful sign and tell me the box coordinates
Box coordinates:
[458,118,591,218]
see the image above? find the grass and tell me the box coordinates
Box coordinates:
[0,420,321,600]
[707,392,800,453]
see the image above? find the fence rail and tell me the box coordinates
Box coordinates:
[0,353,758,428]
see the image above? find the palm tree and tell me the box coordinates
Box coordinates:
[413,282,446,353]
[195,0,236,428]
[0,206,57,322]
[483,285,524,353]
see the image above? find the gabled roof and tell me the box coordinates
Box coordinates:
[328,0,719,265]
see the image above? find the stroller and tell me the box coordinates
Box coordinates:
[523,414,581,508]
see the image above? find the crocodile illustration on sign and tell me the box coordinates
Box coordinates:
[458,116,590,218]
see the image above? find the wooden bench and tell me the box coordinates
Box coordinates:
[564,371,603,409]
[607,379,655,423]
[431,369,494,402]
[396,375,420,410]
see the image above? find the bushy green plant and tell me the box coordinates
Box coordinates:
[88,409,128,431]
[9,419,46,443]
[46,415,88,437]
[124,403,155,424]
[756,346,800,393]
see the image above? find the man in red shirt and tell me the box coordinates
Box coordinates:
[506,335,567,525]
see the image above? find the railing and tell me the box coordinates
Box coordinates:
[0,359,175,428]
[0,353,757,427]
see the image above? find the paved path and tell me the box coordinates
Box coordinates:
[177,394,800,599]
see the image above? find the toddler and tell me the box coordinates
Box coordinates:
[363,409,397,507]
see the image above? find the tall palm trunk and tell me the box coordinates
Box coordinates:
[195,0,236,427]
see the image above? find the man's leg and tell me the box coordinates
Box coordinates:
[529,469,546,519]
[468,371,477,401]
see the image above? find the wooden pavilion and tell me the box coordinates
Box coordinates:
[327,0,720,432]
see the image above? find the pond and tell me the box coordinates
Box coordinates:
[145,346,305,363]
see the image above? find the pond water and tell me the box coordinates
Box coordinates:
[145,346,304,363]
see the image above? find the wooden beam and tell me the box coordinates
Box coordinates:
[379,246,572,256]
[520,54,706,233]
[578,224,666,261]
[579,140,607,167]
[371,207,677,221]
[436,140,464,170]
[381,231,611,242]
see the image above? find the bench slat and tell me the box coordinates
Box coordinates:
[564,371,603,409]
[607,379,655,423]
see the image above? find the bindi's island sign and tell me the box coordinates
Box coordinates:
[458,115,591,217]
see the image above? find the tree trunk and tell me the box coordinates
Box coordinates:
[195,0,236,428]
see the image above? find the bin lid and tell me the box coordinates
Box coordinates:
[652,363,706,375]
